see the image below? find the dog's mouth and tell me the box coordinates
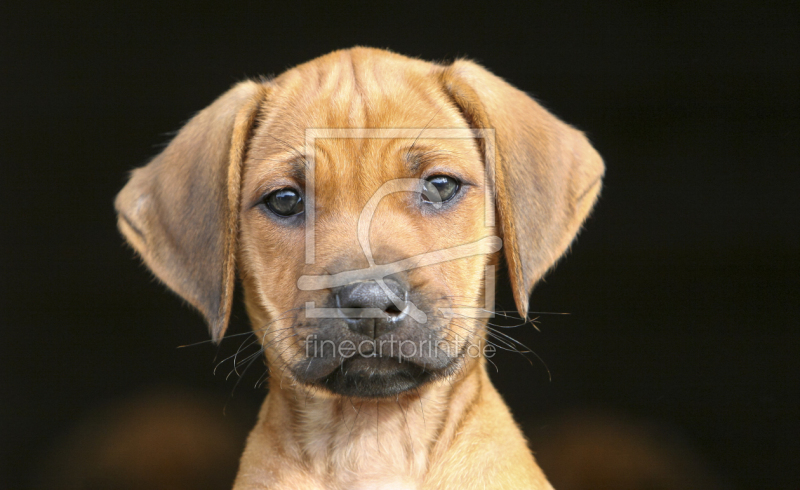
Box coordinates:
[314,355,434,398]
[288,306,465,398]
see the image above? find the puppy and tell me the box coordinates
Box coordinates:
[115,47,603,490]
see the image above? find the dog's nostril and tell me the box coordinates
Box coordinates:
[335,279,409,332]
[385,304,402,316]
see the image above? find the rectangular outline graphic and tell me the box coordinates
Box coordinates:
[302,128,497,319]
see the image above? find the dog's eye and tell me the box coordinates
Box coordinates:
[422,175,460,204]
[264,188,304,217]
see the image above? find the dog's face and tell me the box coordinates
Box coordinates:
[239,59,493,396]
[115,48,603,399]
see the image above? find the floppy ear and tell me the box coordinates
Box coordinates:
[115,80,267,342]
[441,60,604,318]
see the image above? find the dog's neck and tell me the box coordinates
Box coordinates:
[238,363,485,489]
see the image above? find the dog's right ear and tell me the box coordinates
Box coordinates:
[440,60,604,319]
[115,80,267,342]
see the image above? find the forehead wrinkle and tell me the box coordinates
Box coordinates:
[251,52,482,198]
[244,121,308,178]
[404,145,456,173]
[301,52,366,129]
[333,66,436,130]
[243,157,307,201]
[247,152,306,172]
[312,138,404,216]
[313,138,372,186]
[269,56,456,136]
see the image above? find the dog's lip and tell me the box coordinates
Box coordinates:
[315,355,434,398]
[296,351,446,383]
[338,354,413,375]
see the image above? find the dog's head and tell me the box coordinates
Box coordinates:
[115,48,603,399]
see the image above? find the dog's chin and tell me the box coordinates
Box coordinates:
[313,356,435,398]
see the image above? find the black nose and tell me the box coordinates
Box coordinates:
[335,278,408,338]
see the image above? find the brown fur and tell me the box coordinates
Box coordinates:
[115,47,603,489]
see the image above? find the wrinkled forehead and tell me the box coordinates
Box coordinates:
[263,50,462,131]
[242,58,484,197]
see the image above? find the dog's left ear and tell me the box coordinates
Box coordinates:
[115,80,267,342]
[440,60,604,318]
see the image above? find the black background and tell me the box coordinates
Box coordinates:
[2,1,798,489]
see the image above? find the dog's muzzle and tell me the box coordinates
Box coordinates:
[334,278,410,338]
[290,277,458,398]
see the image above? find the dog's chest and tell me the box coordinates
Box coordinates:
[298,399,439,489]
[347,480,419,490]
